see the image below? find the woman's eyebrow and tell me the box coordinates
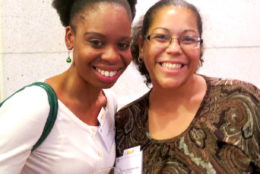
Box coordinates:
[83,32,106,38]
[84,32,131,40]
[150,27,170,33]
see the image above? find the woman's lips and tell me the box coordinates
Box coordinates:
[93,66,123,84]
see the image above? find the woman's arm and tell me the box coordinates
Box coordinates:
[0,86,50,174]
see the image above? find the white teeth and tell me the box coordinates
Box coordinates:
[161,63,182,70]
[96,68,117,77]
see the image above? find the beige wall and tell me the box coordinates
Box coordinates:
[1,0,260,108]
[0,0,3,100]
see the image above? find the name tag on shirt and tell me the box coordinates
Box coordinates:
[115,146,143,174]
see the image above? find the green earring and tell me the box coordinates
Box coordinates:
[66,50,72,63]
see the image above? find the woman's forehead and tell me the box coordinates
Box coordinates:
[149,6,198,32]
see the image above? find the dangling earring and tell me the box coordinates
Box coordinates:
[66,50,72,63]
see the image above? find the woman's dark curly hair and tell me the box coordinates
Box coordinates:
[131,0,204,86]
[52,0,137,28]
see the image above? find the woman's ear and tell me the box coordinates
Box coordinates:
[138,35,144,59]
[65,26,74,50]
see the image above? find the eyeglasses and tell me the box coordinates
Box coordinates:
[146,30,203,50]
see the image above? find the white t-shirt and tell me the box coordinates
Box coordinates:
[0,85,117,174]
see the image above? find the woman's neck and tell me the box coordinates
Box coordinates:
[149,74,207,110]
[50,68,104,104]
[46,67,107,126]
[147,74,207,139]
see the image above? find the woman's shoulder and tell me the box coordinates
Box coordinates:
[4,83,50,102]
[1,84,52,119]
[203,75,260,100]
[0,84,56,172]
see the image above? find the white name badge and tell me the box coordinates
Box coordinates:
[115,146,143,174]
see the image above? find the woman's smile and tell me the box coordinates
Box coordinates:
[93,65,123,83]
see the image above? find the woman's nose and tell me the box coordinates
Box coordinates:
[101,46,120,63]
[166,37,183,53]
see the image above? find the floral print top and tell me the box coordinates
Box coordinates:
[116,76,260,174]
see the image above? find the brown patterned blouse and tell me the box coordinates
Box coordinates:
[116,76,260,174]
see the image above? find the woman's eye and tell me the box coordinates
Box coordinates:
[88,39,104,48]
[181,36,197,44]
[153,34,169,42]
[117,42,130,50]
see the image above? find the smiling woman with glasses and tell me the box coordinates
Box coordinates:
[115,0,260,173]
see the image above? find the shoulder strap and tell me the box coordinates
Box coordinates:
[30,82,58,151]
[0,82,58,151]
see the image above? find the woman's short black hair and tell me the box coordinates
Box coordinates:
[52,0,137,27]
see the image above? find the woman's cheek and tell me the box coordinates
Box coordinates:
[125,50,133,65]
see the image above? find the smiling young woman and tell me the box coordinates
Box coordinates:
[115,0,260,173]
[0,0,136,173]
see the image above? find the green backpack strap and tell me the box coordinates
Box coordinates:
[0,82,58,151]
[31,82,58,151]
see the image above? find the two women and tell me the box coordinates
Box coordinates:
[116,0,260,173]
[0,0,136,173]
